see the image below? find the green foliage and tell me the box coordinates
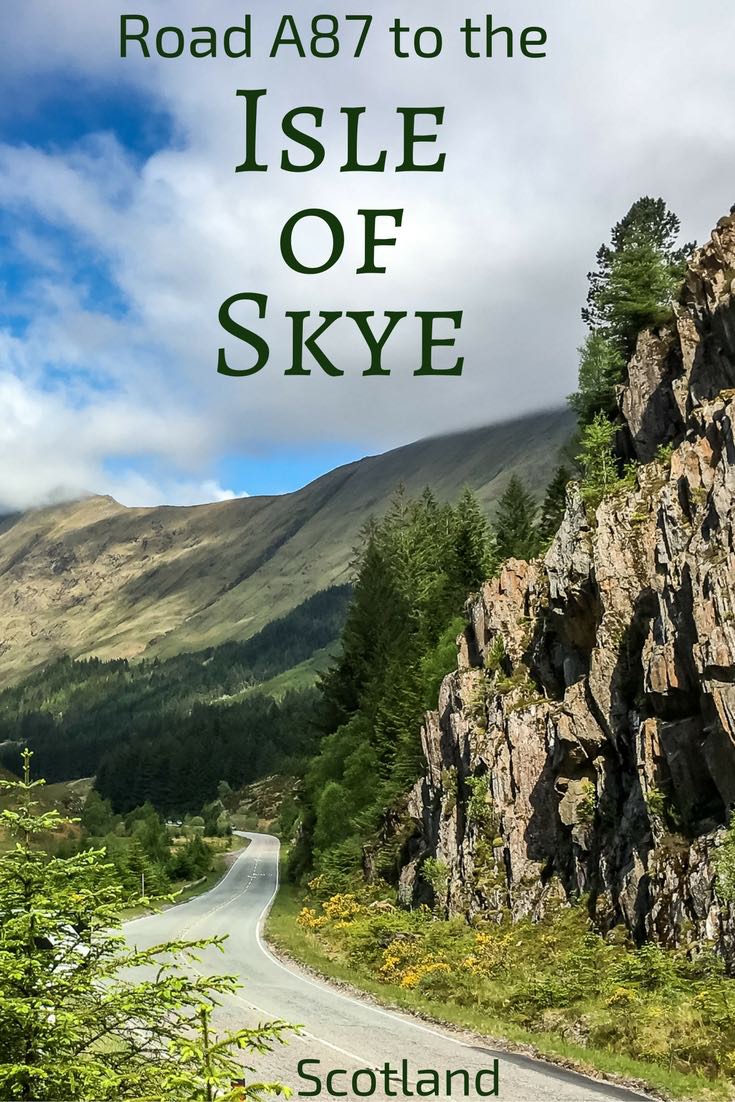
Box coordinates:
[276,795,300,842]
[294,882,735,1087]
[715,813,735,903]
[598,242,679,352]
[293,488,495,882]
[314,782,354,852]
[421,857,450,901]
[577,780,597,825]
[92,688,320,818]
[203,800,232,838]
[494,665,541,709]
[0,752,293,1101]
[494,475,542,562]
[566,199,693,467]
[418,617,467,710]
[583,197,694,356]
[644,785,668,826]
[484,635,505,674]
[465,775,495,831]
[576,413,635,509]
[78,793,173,901]
[75,791,223,900]
[450,488,498,591]
[0,585,350,786]
[537,465,572,544]
[567,332,625,427]
[80,789,117,836]
[169,833,214,882]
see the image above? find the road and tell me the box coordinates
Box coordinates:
[127,833,648,1102]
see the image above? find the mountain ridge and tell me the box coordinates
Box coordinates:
[0,407,573,687]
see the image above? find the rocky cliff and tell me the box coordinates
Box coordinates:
[399,210,735,959]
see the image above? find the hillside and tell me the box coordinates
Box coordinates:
[0,587,349,783]
[0,409,572,687]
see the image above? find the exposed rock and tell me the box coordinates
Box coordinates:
[397,212,735,962]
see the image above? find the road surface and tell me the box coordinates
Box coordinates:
[127,833,648,1102]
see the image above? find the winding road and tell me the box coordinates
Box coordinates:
[127,833,648,1102]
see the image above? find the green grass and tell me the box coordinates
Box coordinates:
[265,882,729,1102]
[231,647,336,701]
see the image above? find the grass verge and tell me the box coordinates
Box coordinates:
[265,881,729,1102]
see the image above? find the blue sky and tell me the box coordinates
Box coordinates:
[0,56,368,502]
[0,76,173,158]
[1,1,734,509]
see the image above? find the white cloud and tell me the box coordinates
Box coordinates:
[0,363,242,511]
[101,472,244,509]
[1,0,735,508]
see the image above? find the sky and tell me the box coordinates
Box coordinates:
[0,1,734,509]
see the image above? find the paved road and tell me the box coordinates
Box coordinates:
[127,833,648,1102]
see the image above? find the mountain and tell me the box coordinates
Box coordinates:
[0,408,572,688]
[0,587,349,783]
[397,210,735,955]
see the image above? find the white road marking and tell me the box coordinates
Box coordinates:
[127,833,648,1100]
[251,837,477,1053]
[165,837,419,1079]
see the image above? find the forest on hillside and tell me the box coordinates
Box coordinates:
[289,471,567,881]
[0,585,350,789]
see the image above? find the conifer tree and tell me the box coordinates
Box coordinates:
[576,413,621,507]
[0,752,293,1101]
[494,476,541,562]
[450,488,498,593]
[567,332,625,426]
[295,487,497,881]
[583,197,693,355]
[538,465,571,544]
[320,530,408,731]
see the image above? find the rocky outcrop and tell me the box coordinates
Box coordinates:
[398,210,735,960]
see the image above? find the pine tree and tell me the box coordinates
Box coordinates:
[450,488,497,593]
[538,465,571,544]
[295,486,500,882]
[568,332,625,426]
[320,531,408,731]
[0,751,293,1101]
[583,197,694,355]
[576,413,622,507]
[494,476,541,562]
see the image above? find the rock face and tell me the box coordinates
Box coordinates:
[399,211,735,960]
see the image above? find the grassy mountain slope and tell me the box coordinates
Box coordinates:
[0,586,350,781]
[0,408,572,687]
